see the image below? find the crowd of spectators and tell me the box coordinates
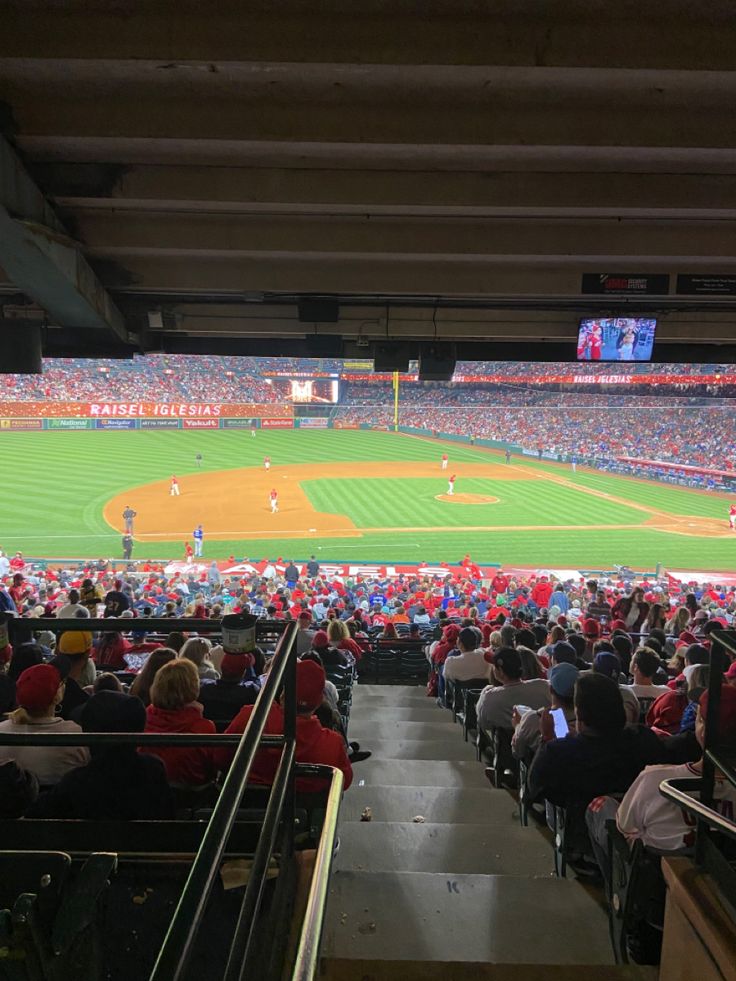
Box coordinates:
[3,356,736,405]
[1,549,735,966]
[334,402,735,473]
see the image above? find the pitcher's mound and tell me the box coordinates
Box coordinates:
[435,493,499,505]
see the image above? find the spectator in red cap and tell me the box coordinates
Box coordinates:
[311,630,350,667]
[295,611,315,656]
[0,664,89,786]
[216,659,352,793]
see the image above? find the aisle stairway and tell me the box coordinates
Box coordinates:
[321,684,656,980]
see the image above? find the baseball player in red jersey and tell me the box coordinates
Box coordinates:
[589,323,603,360]
[729,504,736,531]
[441,453,448,470]
[447,474,456,495]
[264,456,271,471]
[170,475,180,496]
[270,488,279,513]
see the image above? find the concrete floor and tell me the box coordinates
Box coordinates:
[322,683,618,971]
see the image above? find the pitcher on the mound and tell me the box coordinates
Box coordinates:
[730,504,736,531]
[270,488,279,513]
[447,474,456,495]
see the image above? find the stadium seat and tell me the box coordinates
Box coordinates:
[605,820,665,965]
[0,850,117,981]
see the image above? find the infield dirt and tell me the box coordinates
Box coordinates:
[103,458,732,542]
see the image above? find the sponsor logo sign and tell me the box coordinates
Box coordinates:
[0,418,43,430]
[222,418,258,429]
[298,418,329,428]
[139,418,182,429]
[95,418,137,429]
[581,273,670,295]
[182,418,220,429]
[333,422,360,429]
[261,418,294,429]
[46,418,93,429]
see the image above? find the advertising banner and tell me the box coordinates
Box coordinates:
[222,418,258,429]
[333,421,359,429]
[297,418,329,428]
[261,418,294,429]
[139,418,182,429]
[46,418,93,430]
[95,419,137,429]
[182,418,219,429]
[0,402,293,418]
[0,418,43,430]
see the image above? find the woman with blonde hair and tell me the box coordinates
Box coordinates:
[144,659,216,787]
[179,636,219,680]
[327,618,362,661]
[665,606,690,636]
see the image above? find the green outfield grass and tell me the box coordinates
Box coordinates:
[0,428,733,569]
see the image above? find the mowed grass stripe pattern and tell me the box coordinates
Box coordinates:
[302,477,646,528]
[0,428,731,568]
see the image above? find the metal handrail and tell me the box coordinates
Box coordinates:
[292,765,344,981]
[659,777,736,842]
[149,618,297,981]
[0,732,282,746]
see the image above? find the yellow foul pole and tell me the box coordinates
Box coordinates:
[393,370,399,431]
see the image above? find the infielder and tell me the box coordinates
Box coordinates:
[270,488,279,513]
[441,453,448,470]
[170,475,180,496]
[730,504,736,531]
[264,456,271,471]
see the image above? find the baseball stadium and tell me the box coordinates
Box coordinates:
[1,356,734,575]
[4,7,736,981]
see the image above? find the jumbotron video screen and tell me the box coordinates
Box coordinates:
[268,378,340,403]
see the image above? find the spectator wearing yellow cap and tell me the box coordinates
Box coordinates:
[0,663,89,786]
[54,630,94,719]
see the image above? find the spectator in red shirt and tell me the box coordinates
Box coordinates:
[531,578,554,608]
[491,572,509,594]
[217,660,352,793]
[143,659,217,788]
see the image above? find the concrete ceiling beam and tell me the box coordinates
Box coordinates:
[0,137,129,339]
[75,212,736,259]
[5,96,735,148]
[36,165,736,216]
[0,3,734,69]
[93,254,736,297]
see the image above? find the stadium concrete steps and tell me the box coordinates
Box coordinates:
[321,681,620,975]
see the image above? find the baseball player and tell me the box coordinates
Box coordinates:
[447,474,456,496]
[729,504,736,531]
[193,524,204,557]
[441,453,448,470]
[264,456,271,471]
[122,505,137,533]
[170,475,180,496]
[270,488,279,513]
[195,453,203,468]
[251,428,256,438]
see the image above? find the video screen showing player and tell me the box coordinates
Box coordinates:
[577,318,657,362]
[267,378,339,403]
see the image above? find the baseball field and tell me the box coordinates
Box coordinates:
[1,428,733,569]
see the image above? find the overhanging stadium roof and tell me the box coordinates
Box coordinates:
[2,1,736,362]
